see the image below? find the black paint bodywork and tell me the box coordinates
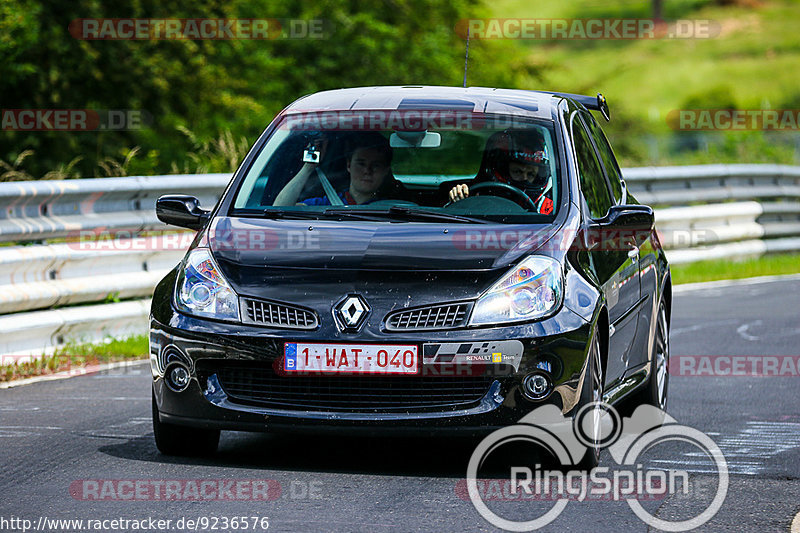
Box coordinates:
[150,86,671,436]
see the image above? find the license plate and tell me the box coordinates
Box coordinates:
[284,343,418,374]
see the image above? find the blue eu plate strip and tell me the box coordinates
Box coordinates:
[285,343,297,370]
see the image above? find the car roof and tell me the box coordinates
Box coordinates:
[283,85,566,120]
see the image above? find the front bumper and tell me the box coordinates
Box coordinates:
[150,302,594,436]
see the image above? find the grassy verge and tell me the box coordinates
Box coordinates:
[485,0,800,166]
[1,334,148,383]
[671,252,800,285]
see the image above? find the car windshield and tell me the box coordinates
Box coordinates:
[231,111,561,223]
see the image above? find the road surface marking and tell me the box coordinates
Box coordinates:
[651,421,800,476]
[737,321,762,341]
[671,319,739,337]
[674,273,800,293]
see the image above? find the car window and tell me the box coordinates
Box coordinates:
[229,112,562,224]
[582,111,624,203]
[571,114,613,219]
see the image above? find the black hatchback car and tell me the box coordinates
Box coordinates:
[151,86,671,461]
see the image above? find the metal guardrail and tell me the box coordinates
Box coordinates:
[0,174,229,357]
[623,164,800,205]
[623,164,800,264]
[0,165,798,356]
[0,173,228,242]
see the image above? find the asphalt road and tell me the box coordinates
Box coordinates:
[1,276,799,532]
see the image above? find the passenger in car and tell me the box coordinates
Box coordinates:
[273,132,407,206]
[447,130,554,215]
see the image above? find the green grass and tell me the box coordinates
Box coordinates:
[671,252,800,284]
[1,334,148,383]
[482,0,800,166]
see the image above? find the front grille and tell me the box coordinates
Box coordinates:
[384,303,470,331]
[241,298,318,330]
[210,363,496,412]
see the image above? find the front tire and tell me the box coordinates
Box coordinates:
[631,300,670,411]
[152,391,220,456]
[573,327,603,471]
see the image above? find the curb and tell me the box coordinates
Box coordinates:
[0,358,149,389]
[673,273,800,293]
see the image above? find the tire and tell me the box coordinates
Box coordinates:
[630,300,670,412]
[152,391,220,456]
[573,327,603,471]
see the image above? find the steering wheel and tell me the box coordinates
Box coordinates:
[450,182,536,211]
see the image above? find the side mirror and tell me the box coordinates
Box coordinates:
[601,204,654,232]
[156,195,210,231]
[588,204,655,249]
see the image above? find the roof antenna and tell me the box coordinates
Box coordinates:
[462,28,470,88]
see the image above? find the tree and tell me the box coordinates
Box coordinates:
[1,0,531,177]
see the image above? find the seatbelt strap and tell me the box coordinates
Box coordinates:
[533,177,553,213]
[316,168,344,206]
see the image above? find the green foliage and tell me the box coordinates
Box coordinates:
[0,149,35,180]
[171,127,250,174]
[0,334,148,382]
[489,0,800,167]
[102,292,121,304]
[671,252,800,285]
[665,130,799,165]
[2,0,530,178]
[3,0,799,174]
[681,85,738,110]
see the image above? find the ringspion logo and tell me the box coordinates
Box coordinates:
[465,403,728,531]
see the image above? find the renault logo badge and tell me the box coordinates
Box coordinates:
[333,294,370,332]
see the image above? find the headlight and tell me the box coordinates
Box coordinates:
[470,256,563,325]
[175,248,240,321]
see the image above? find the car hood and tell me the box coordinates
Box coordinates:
[208,216,563,272]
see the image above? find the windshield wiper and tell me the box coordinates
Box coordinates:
[256,208,323,220]
[249,207,490,224]
[323,206,490,224]
[256,208,388,222]
[389,206,491,224]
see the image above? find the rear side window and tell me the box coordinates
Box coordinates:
[583,112,624,203]
[572,116,613,219]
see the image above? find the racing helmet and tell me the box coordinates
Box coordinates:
[479,129,551,197]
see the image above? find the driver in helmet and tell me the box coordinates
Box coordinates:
[447,130,554,215]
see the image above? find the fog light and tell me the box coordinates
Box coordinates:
[165,363,191,392]
[522,373,552,400]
